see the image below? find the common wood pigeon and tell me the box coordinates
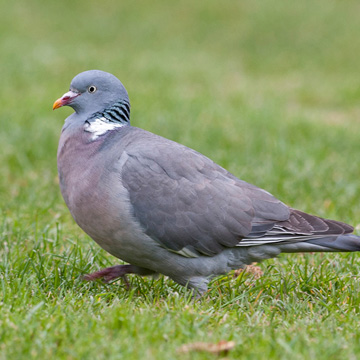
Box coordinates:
[53,70,360,295]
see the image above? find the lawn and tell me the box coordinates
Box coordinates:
[1,0,360,359]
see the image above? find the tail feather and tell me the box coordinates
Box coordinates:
[278,234,360,253]
[306,234,360,252]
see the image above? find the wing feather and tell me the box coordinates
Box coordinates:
[121,129,289,256]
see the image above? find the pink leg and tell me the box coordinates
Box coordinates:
[83,264,156,289]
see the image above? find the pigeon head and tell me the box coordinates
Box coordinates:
[53,70,129,116]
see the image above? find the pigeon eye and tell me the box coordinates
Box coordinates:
[88,85,97,93]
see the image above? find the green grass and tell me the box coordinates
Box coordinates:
[1,0,360,358]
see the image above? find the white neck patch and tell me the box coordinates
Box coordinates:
[84,117,126,140]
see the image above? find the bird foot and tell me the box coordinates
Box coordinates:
[83,264,135,289]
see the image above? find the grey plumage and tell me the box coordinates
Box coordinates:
[54,70,360,295]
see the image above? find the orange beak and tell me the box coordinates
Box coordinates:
[53,98,64,110]
[53,90,80,110]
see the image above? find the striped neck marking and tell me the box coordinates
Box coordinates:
[84,100,130,140]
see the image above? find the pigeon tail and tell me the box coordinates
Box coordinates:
[277,234,360,253]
